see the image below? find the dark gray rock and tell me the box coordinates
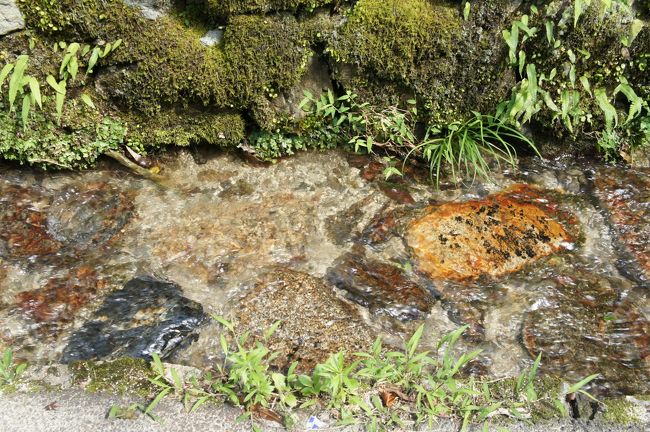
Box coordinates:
[61,276,206,363]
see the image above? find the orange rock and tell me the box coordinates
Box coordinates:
[406,185,572,280]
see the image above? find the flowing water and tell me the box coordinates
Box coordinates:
[0,148,648,396]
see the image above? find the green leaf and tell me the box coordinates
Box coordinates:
[463,2,470,20]
[565,374,599,394]
[21,94,31,127]
[0,63,14,89]
[80,93,95,109]
[545,21,554,45]
[28,76,42,108]
[264,320,281,340]
[46,75,64,94]
[54,80,66,124]
[594,88,618,131]
[87,48,100,74]
[69,56,79,81]
[212,315,234,332]
[9,55,29,111]
[113,39,123,51]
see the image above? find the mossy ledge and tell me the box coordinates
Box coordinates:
[2,0,649,168]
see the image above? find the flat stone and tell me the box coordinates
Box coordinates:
[61,276,205,363]
[230,269,376,372]
[406,185,573,280]
[326,252,434,321]
[0,0,24,36]
[522,291,650,395]
[593,167,650,282]
[200,29,224,47]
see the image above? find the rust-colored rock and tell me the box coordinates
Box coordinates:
[327,252,434,321]
[230,269,375,372]
[593,167,650,280]
[0,185,62,258]
[16,267,109,336]
[406,185,572,280]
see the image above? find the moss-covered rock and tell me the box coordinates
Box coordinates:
[69,358,156,396]
[204,0,333,20]
[328,0,516,125]
[126,109,245,148]
[514,0,644,146]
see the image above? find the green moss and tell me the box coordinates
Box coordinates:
[69,358,156,397]
[127,109,245,148]
[0,108,126,169]
[329,0,459,85]
[204,0,333,20]
[328,0,515,125]
[601,398,640,424]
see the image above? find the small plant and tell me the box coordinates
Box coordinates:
[138,318,602,430]
[406,112,539,185]
[0,348,27,385]
[0,55,42,129]
[47,39,122,123]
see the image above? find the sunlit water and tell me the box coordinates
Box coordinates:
[0,149,647,396]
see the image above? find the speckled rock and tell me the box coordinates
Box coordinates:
[406,185,573,280]
[61,276,205,363]
[230,268,376,371]
[326,252,434,321]
[593,167,650,282]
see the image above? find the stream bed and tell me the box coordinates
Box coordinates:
[0,149,648,396]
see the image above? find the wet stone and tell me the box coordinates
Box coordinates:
[406,185,573,280]
[521,277,650,395]
[0,185,61,259]
[326,252,434,321]
[61,276,205,363]
[593,167,650,282]
[46,182,134,250]
[16,267,109,337]
[230,268,376,372]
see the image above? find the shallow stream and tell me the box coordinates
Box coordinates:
[0,149,648,396]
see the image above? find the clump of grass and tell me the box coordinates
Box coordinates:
[133,317,600,431]
[406,112,540,186]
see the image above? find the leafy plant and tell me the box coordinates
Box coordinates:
[302,90,537,186]
[0,348,27,385]
[0,55,42,129]
[46,39,122,123]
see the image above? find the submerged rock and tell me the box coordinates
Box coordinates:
[406,185,573,280]
[230,269,376,371]
[521,281,650,395]
[46,182,134,250]
[16,267,109,337]
[593,167,650,283]
[326,252,434,321]
[0,184,61,259]
[61,276,205,363]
